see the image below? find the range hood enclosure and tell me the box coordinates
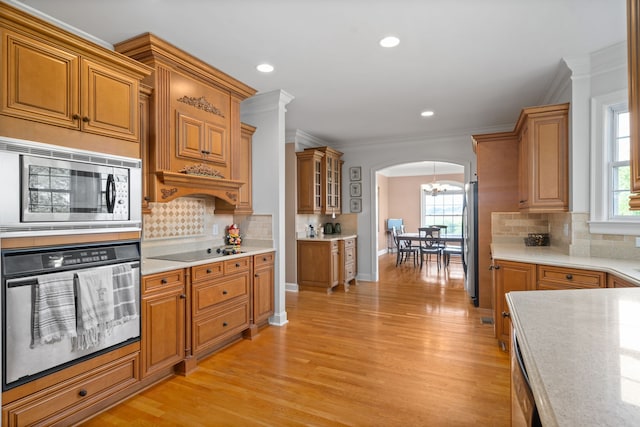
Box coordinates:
[114,33,257,209]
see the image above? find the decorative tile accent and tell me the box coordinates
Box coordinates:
[143,197,206,239]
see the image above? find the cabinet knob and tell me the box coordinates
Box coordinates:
[161,278,167,284]
[255,273,259,278]
[82,116,90,123]
[501,311,510,318]
[222,290,228,295]
[206,269,212,274]
[180,294,186,299]
[235,263,240,268]
[490,265,500,270]
[78,389,88,397]
[566,274,573,280]
[222,322,228,327]
[72,113,81,120]
[263,257,268,262]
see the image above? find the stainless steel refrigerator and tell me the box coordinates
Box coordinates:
[462,181,478,306]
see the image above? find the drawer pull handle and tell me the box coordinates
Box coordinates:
[222,290,228,295]
[161,278,168,284]
[180,294,186,299]
[79,389,88,397]
[222,322,228,327]
[566,274,573,280]
[501,311,510,318]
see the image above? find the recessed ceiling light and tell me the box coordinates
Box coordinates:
[256,63,274,73]
[379,36,400,48]
[421,110,435,117]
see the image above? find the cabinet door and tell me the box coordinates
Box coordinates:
[1,29,79,128]
[296,150,324,214]
[81,59,139,141]
[141,287,185,377]
[608,274,638,288]
[331,241,340,287]
[517,104,569,212]
[254,263,275,324]
[493,260,535,348]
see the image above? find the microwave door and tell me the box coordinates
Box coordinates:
[69,170,104,217]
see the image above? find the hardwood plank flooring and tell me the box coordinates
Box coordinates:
[79,255,510,426]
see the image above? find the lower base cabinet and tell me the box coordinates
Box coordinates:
[493,260,535,350]
[141,269,187,377]
[253,252,275,325]
[2,346,140,427]
[297,237,356,292]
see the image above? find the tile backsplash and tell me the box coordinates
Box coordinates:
[492,211,640,260]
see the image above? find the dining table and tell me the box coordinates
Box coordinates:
[397,232,463,267]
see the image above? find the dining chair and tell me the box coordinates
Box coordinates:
[418,227,441,270]
[442,243,462,267]
[392,226,418,267]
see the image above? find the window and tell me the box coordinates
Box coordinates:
[590,91,640,235]
[610,108,640,218]
[421,184,464,235]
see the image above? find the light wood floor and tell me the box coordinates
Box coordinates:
[80,254,510,426]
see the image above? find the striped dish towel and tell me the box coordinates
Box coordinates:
[112,264,138,325]
[73,267,115,351]
[31,271,77,348]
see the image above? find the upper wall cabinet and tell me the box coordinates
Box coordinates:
[296,146,343,215]
[114,33,257,205]
[628,0,640,209]
[0,3,151,158]
[515,103,569,212]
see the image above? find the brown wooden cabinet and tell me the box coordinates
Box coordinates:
[0,3,150,158]
[190,258,251,358]
[339,237,357,290]
[216,122,256,214]
[141,269,186,378]
[515,103,569,212]
[297,239,340,292]
[608,274,638,288]
[493,259,536,349]
[253,252,275,326]
[114,33,256,205]
[1,344,139,427]
[537,265,605,290]
[296,146,343,215]
[627,0,640,208]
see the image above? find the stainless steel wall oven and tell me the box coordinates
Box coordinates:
[2,240,141,391]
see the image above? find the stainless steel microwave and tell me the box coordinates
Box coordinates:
[0,137,141,234]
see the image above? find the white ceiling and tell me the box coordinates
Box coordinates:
[14,0,626,148]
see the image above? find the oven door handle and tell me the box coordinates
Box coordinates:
[105,173,116,213]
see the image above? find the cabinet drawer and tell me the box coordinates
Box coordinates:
[4,352,138,426]
[607,274,638,288]
[142,269,185,294]
[192,273,249,316]
[343,238,356,249]
[192,261,224,283]
[537,265,605,289]
[344,261,356,281]
[224,256,251,274]
[254,252,275,268]
[344,246,355,264]
[192,302,250,353]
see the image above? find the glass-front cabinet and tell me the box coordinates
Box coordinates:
[296,146,343,215]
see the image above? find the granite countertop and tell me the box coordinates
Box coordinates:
[491,243,640,285]
[507,288,640,427]
[141,246,274,275]
[297,233,357,241]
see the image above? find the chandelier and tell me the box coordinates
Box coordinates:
[428,162,447,196]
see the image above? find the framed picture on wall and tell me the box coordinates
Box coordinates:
[349,182,362,197]
[349,166,361,181]
[350,198,362,213]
